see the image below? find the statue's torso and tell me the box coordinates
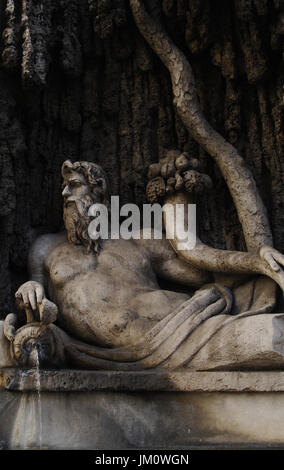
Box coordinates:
[44,236,189,347]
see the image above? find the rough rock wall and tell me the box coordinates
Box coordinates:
[0,0,283,314]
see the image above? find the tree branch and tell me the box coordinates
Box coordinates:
[129,0,273,251]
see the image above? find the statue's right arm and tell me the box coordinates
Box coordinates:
[15,233,63,311]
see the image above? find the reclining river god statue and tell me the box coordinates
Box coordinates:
[1,153,284,371]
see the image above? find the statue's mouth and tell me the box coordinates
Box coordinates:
[64,198,77,206]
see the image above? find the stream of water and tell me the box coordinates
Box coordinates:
[34,348,43,449]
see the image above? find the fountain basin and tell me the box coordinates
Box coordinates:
[1,369,284,449]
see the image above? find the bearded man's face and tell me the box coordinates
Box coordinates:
[62,171,103,253]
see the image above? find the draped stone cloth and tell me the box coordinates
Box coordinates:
[51,276,280,370]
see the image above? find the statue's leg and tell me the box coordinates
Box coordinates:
[165,313,284,370]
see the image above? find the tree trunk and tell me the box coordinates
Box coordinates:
[0,0,283,315]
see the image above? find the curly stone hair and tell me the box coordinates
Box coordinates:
[61,160,110,205]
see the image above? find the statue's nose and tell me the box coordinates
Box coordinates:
[62,185,71,198]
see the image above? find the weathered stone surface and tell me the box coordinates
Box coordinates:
[1,386,284,449]
[189,313,284,371]
[2,369,284,393]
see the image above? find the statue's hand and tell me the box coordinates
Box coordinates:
[15,281,45,311]
[259,245,284,292]
[15,282,58,324]
[260,245,284,273]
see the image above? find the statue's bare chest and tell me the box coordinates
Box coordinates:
[45,242,97,286]
[45,239,152,288]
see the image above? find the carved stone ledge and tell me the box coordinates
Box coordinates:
[2,369,284,449]
[2,368,284,392]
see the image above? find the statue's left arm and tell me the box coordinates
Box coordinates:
[162,194,284,292]
[136,231,212,288]
[138,229,284,293]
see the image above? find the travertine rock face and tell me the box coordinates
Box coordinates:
[0,0,283,314]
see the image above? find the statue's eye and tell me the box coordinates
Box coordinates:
[94,178,103,188]
[70,180,82,187]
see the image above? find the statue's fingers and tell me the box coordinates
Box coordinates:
[273,252,284,267]
[265,253,280,272]
[28,290,37,310]
[277,271,284,292]
[22,290,29,307]
[35,285,44,304]
[15,290,22,300]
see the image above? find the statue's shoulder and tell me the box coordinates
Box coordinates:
[29,232,66,264]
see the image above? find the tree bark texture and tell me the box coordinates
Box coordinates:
[0,0,283,314]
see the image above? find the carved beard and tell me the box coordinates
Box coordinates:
[63,195,103,254]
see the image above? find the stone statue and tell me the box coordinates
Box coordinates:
[2,154,284,371]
